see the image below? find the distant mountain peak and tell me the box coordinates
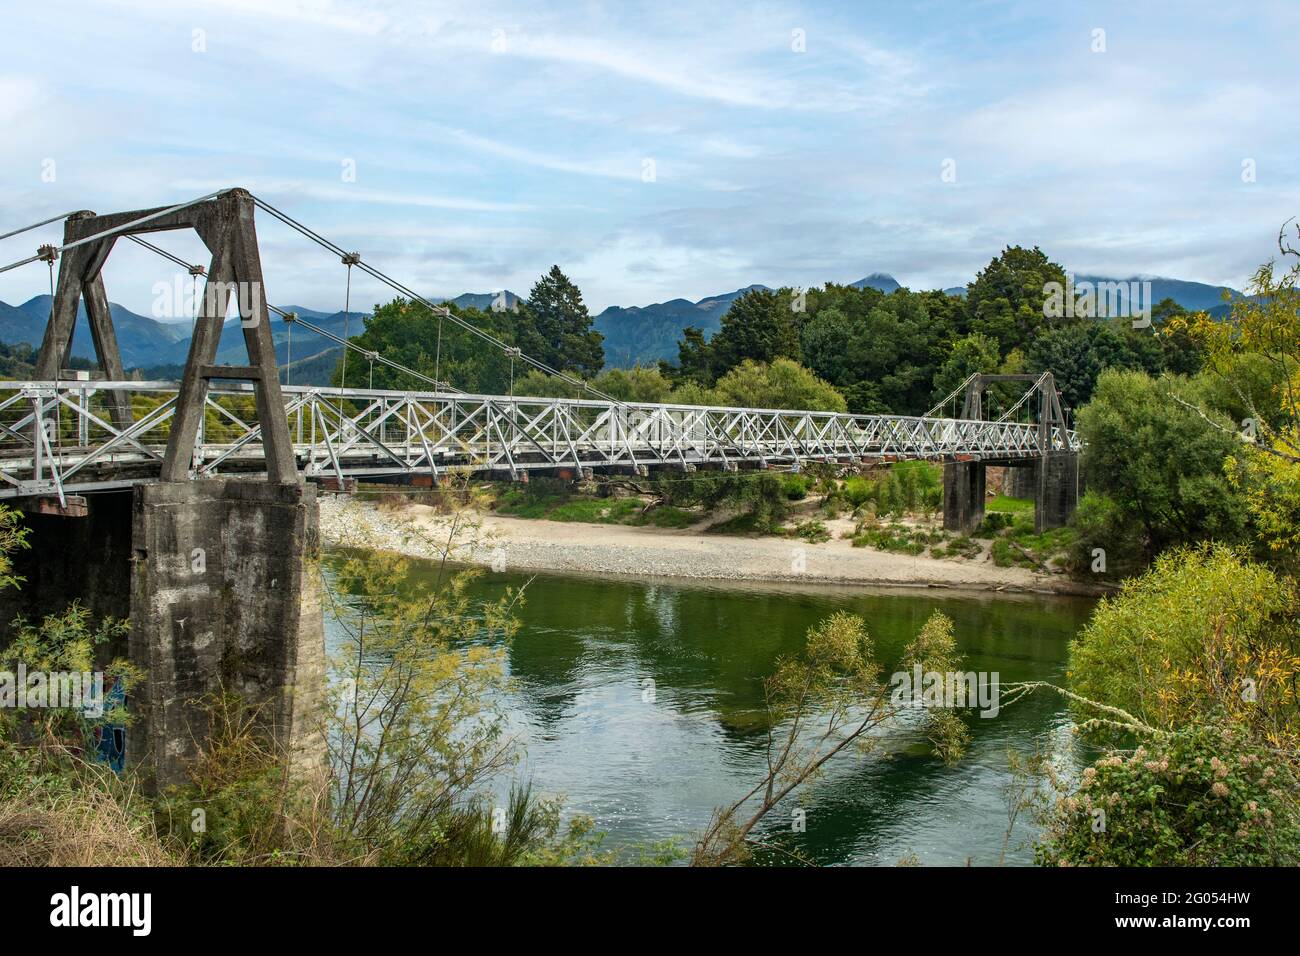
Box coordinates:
[443,290,523,313]
[849,273,901,293]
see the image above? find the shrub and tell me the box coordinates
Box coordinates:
[779,473,809,500]
[791,520,831,543]
[1036,723,1300,867]
[841,476,874,508]
[1068,544,1300,748]
[975,511,1013,537]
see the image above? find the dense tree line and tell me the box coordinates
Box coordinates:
[662,245,1203,417]
[328,245,1205,420]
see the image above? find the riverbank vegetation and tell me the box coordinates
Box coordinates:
[0,490,635,867]
[460,460,1079,575]
[1018,229,1300,866]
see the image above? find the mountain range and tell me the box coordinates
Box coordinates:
[590,273,1241,366]
[0,273,1244,385]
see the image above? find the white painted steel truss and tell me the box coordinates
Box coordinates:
[0,379,1080,501]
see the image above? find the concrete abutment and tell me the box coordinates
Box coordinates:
[2,479,325,791]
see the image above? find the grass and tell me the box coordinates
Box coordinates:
[990,524,1079,569]
[986,494,1034,514]
[548,498,642,523]
[0,745,177,867]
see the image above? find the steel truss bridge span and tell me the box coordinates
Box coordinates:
[0,378,1081,501]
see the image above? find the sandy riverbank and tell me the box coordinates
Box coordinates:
[317,497,1104,595]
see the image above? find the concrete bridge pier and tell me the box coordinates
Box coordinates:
[1034,451,1079,532]
[1,480,325,791]
[942,460,985,533]
[1005,464,1038,500]
[128,479,324,789]
[943,453,1079,534]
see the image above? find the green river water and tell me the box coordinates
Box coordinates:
[324,555,1097,866]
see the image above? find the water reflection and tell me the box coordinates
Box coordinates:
[324,556,1095,865]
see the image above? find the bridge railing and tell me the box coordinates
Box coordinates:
[0,379,1080,499]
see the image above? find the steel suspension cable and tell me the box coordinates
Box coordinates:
[0,210,81,243]
[924,371,978,419]
[0,190,228,276]
[249,195,624,405]
[992,372,1049,423]
[124,232,462,394]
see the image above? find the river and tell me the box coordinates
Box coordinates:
[324,555,1097,866]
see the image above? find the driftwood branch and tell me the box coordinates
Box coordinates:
[1010,541,1051,573]
[1168,394,1300,464]
[594,477,666,514]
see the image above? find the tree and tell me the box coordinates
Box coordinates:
[965,246,1069,356]
[693,610,968,865]
[511,368,582,400]
[1025,321,1162,409]
[517,265,604,376]
[1076,369,1247,557]
[931,333,1000,407]
[707,288,801,379]
[799,290,938,414]
[709,358,847,412]
[509,364,673,403]
[591,365,673,403]
[1151,297,1203,375]
[666,326,714,386]
[333,297,513,394]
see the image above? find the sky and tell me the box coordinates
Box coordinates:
[1,0,1298,316]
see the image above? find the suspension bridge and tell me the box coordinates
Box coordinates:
[0,188,1079,786]
[0,189,1077,506]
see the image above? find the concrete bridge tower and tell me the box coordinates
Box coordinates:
[7,190,324,789]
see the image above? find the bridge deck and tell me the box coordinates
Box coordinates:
[0,379,1079,499]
